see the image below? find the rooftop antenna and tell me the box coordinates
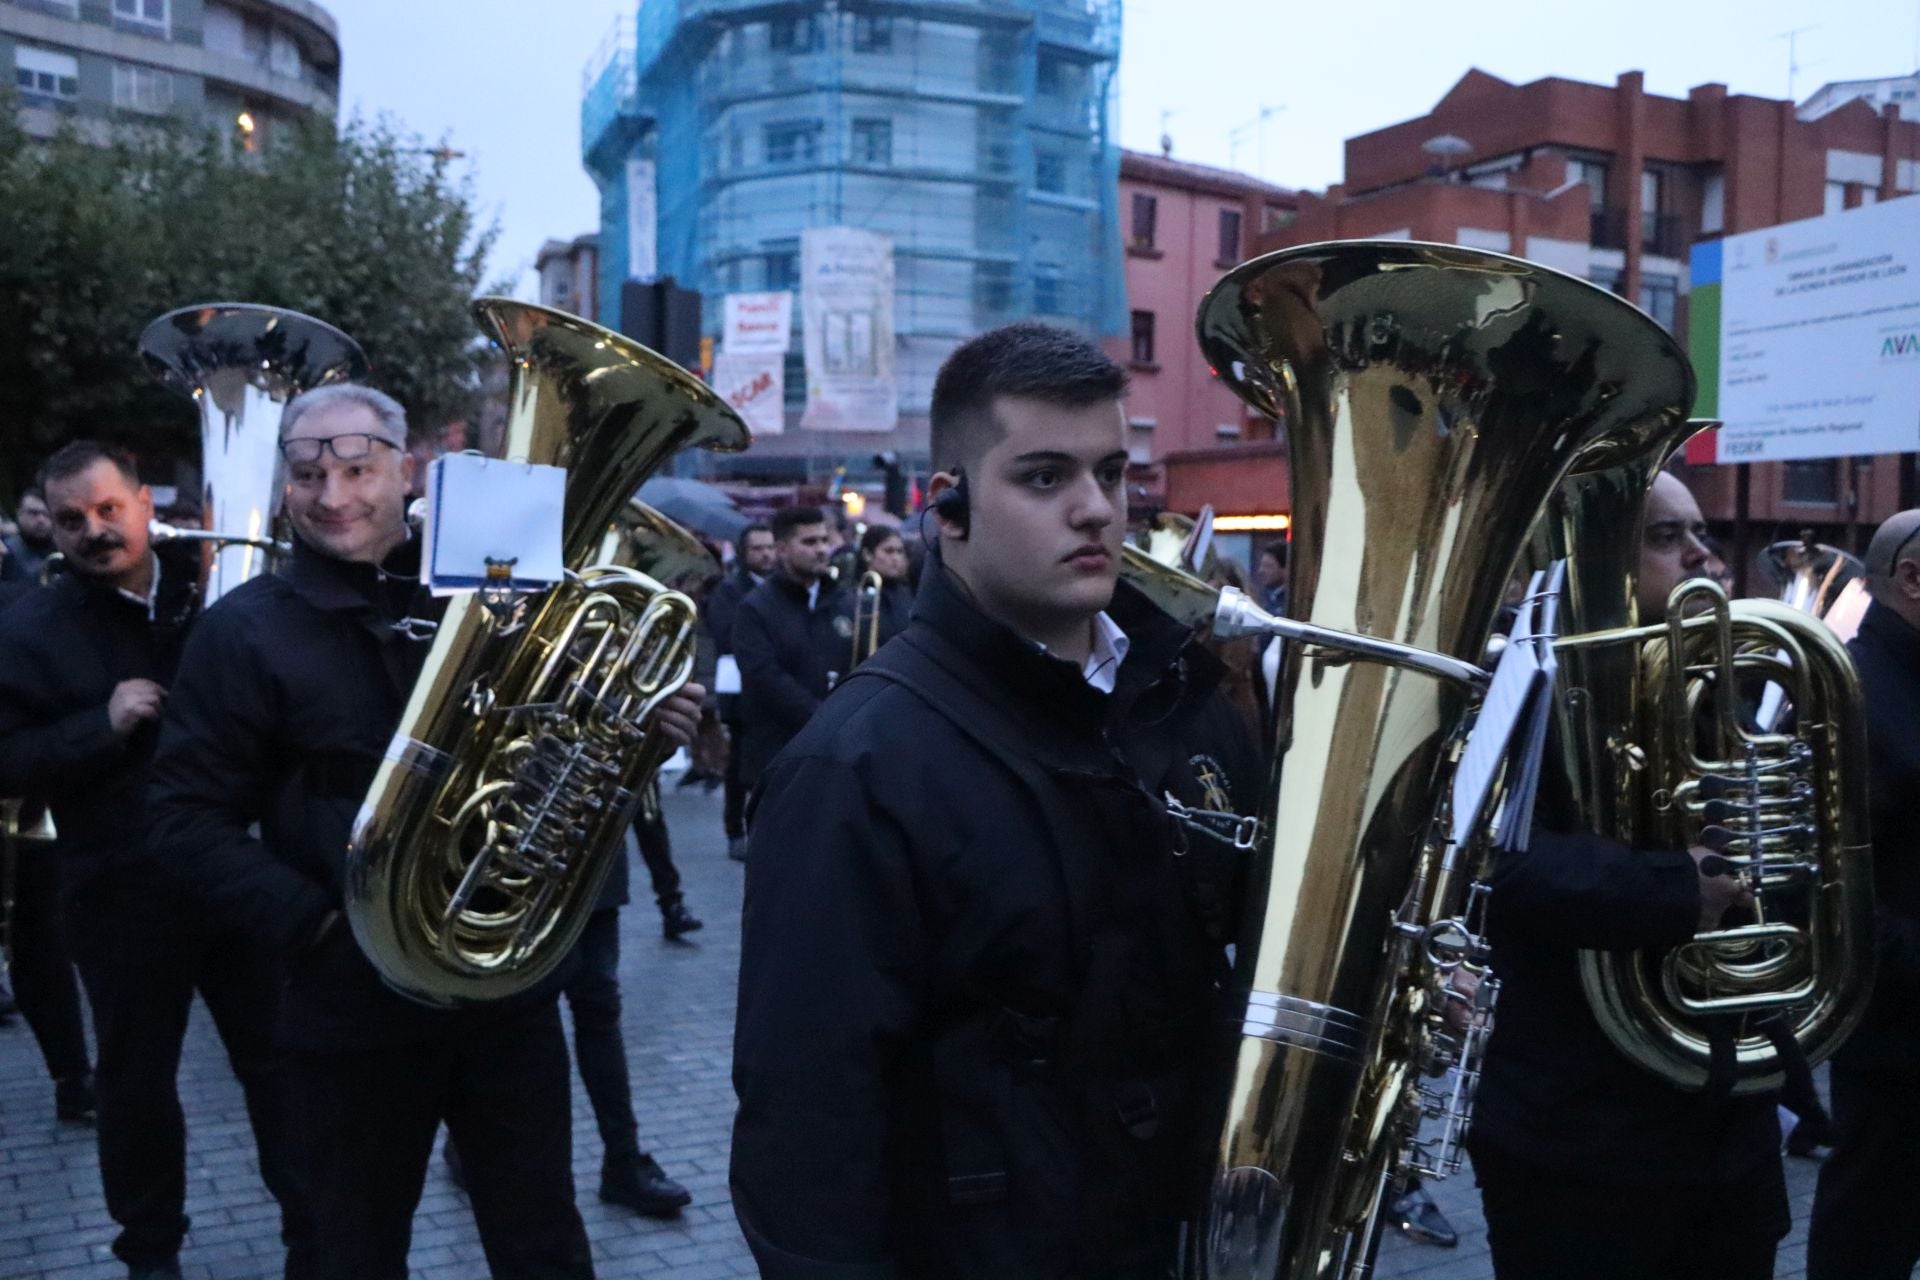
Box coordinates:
[1421,133,1473,181]
[1776,25,1818,101]
[1160,108,1177,158]
[1229,104,1284,177]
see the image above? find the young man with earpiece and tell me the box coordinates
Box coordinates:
[730,322,1261,1279]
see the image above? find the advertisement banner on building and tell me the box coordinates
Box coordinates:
[713,350,785,437]
[1688,197,1920,464]
[723,292,794,354]
[800,227,898,432]
[625,158,657,282]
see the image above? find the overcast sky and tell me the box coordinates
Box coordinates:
[326,0,1920,296]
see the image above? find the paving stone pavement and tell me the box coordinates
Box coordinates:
[0,783,1834,1279]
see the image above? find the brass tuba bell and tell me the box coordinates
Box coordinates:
[343,300,749,1006]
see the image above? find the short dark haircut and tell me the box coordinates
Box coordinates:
[38,441,139,493]
[771,506,826,542]
[929,322,1128,474]
[1262,540,1289,568]
[739,522,772,544]
[19,486,46,505]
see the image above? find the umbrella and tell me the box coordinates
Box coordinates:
[636,476,748,542]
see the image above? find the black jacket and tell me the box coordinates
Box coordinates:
[705,565,762,657]
[733,571,853,786]
[0,545,199,898]
[1833,600,1920,1079]
[146,536,566,1050]
[731,564,1260,1280]
[1469,754,1781,1183]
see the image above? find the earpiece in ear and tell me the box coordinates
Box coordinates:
[931,469,969,539]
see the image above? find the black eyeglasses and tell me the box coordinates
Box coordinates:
[279,433,401,465]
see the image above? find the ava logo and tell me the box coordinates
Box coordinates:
[1883,331,1920,360]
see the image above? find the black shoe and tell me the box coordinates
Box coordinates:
[662,901,704,939]
[1390,1183,1458,1248]
[727,835,748,863]
[675,770,705,789]
[127,1259,183,1280]
[600,1153,692,1217]
[55,1072,95,1124]
[701,774,723,793]
[443,1139,466,1191]
[1787,1115,1835,1158]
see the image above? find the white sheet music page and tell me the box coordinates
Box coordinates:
[1450,572,1549,848]
[1493,561,1566,851]
[423,452,567,597]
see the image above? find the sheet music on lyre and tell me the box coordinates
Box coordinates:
[1449,562,1566,850]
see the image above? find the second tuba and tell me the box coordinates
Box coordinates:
[344,300,750,1006]
[1183,240,1696,1279]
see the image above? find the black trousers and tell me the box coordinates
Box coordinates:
[293,999,593,1280]
[7,842,90,1081]
[1474,1141,1787,1280]
[1807,1066,1920,1279]
[68,875,307,1268]
[633,805,683,909]
[566,907,641,1164]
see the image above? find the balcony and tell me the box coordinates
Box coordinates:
[1589,206,1627,250]
[1642,212,1684,258]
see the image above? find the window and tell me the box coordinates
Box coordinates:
[764,250,799,292]
[1569,157,1609,209]
[1783,460,1839,505]
[113,0,167,30]
[1589,265,1624,296]
[1034,152,1066,194]
[1130,311,1156,365]
[851,118,892,167]
[764,121,820,165]
[769,16,818,52]
[1130,192,1157,248]
[1218,208,1243,263]
[1037,54,1064,96]
[1034,267,1063,315]
[1701,172,1725,235]
[14,47,79,101]
[851,14,892,52]
[1640,167,1671,248]
[1639,273,1678,331]
[112,63,174,114]
[1824,181,1848,216]
[269,29,302,77]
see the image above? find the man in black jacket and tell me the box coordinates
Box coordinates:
[731,323,1260,1278]
[1,485,57,582]
[1467,471,1779,1280]
[1807,508,1920,1280]
[731,506,851,797]
[0,442,305,1280]
[706,522,772,858]
[147,383,705,1279]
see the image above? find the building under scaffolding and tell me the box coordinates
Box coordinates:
[581,0,1123,482]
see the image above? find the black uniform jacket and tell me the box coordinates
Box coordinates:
[731,563,1260,1280]
[1469,743,1781,1183]
[0,545,198,899]
[1834,600,1920,1079]
[146,535,567,1051]
[705,565,760,657]
[732,571,853,786]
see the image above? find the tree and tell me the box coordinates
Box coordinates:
[0,99,499,498]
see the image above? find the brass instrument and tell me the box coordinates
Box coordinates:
[1542,425,1874,1094]
[139,303,368,606]
[1762,531,1863,621]
[849,569,885,668]
[1169,240,1697,1279]
[344,300,750,1006]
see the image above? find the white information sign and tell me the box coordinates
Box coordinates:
[1707,196,1920,463]
[712,350,786,437]
[799,227,898,432]
[723,291,794,355]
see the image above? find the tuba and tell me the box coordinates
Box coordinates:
[344,300,750,1006]
[1542,425,1874,1093]
[1168,241,1696,1279]
[140,304,369,606]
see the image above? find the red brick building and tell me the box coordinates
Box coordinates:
[1105,149,1294,519]
[1178,68,1920,561]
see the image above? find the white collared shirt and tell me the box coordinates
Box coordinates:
[1080,610,1130,694]
[116,552,162,621]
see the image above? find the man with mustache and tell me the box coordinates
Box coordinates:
[0,441,307,1280]
[731,323,1260,1277]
